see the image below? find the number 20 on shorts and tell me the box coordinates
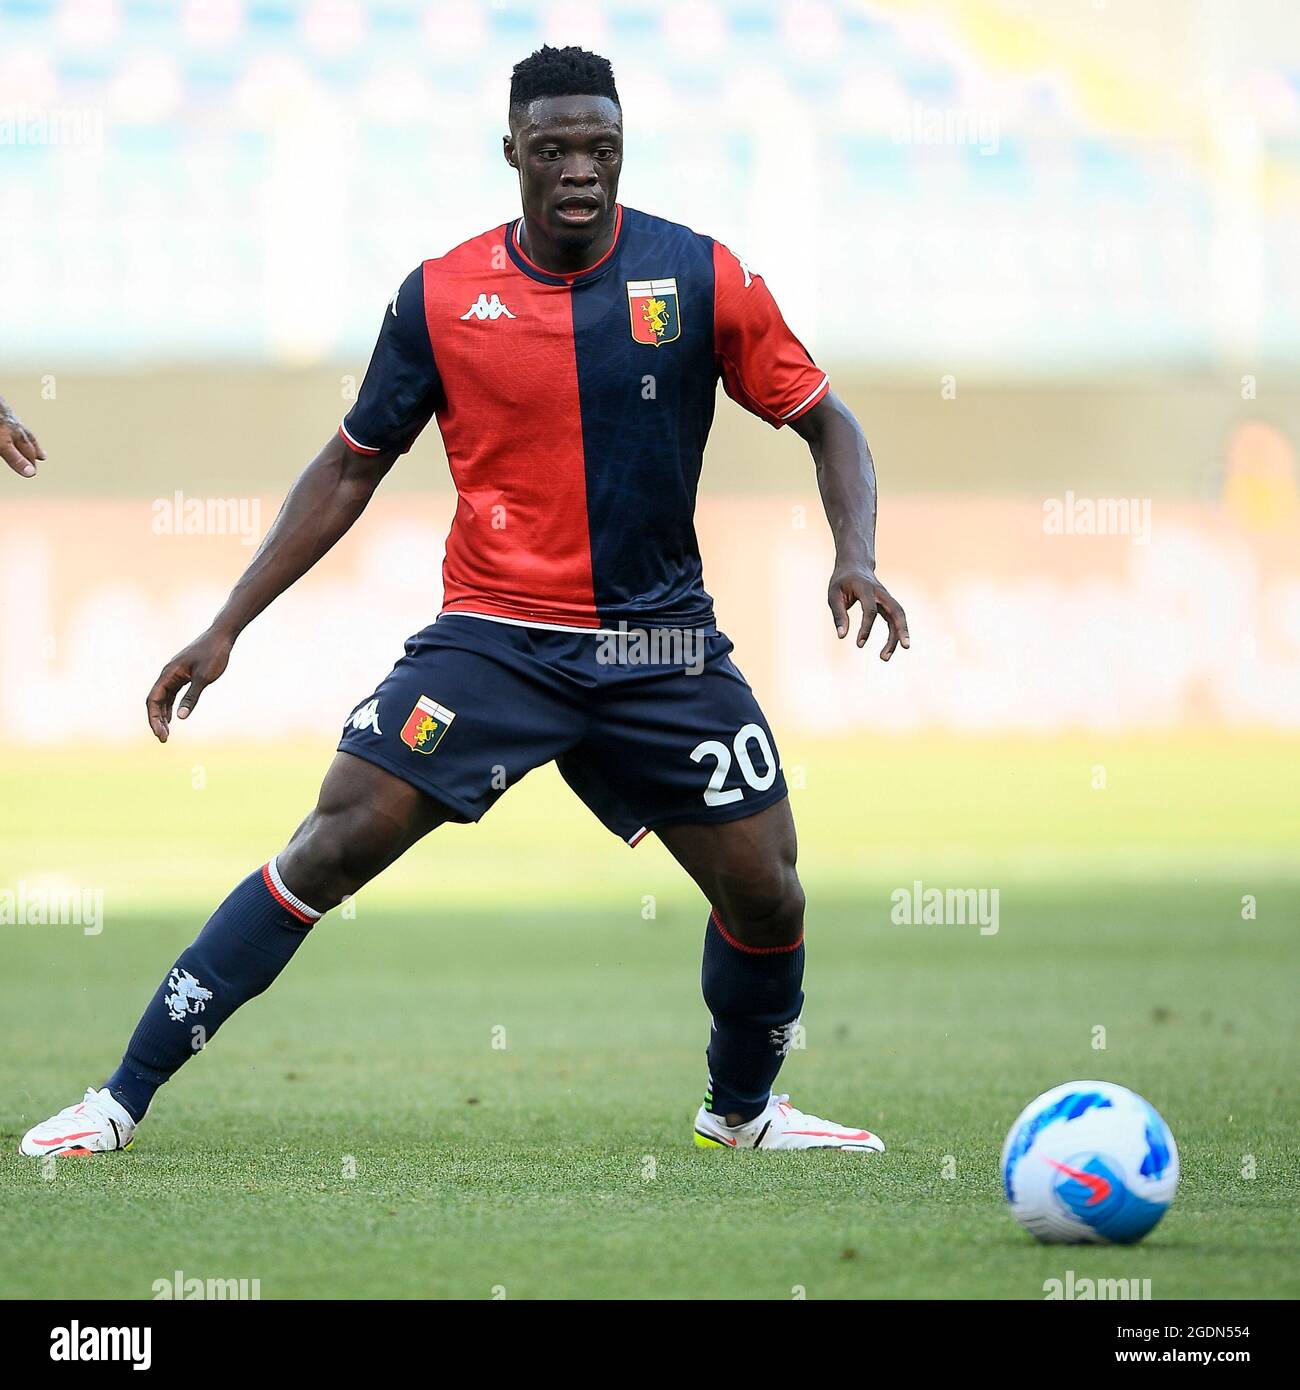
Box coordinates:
[690,723,778,806]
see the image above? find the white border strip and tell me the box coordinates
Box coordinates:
[440,609,624,636]
[268,855,323,921]
[338,418,381,455]
[780,374,830,420]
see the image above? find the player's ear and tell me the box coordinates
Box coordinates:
[503,135,517,169]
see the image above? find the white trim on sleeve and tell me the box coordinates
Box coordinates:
[780,374,830,421]
[339,419,382,455]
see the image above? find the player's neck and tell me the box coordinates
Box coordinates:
[516,210,618,276]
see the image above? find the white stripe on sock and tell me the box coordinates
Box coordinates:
[267,856,323,921]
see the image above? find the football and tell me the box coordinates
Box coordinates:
[1001,1081,1179,1244]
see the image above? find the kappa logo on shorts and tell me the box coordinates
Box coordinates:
[400,695,456,754]
[346,697,382,736]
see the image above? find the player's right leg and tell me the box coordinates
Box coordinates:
[19,753,449,1156]
[21,615,589,1156]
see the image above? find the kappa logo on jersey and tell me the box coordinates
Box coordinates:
[346,697,382,736]
[627,278,681,346]
[459,293,516,322]
[400,695,456,754]
[165,967,212,1023]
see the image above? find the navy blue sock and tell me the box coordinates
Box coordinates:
[701,908,805,1124]
[105,860,322,1122]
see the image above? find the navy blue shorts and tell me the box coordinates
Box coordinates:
[337,615,787,844]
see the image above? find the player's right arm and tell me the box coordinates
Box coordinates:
[147,266,443,742]
[146,434,400,741]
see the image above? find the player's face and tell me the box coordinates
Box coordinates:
[504,95,623,251]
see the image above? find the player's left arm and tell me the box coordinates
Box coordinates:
[789,390,909,660]
[0,393,45,478]
[712,240,908,659]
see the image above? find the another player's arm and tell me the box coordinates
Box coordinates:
[145,435,399,742]
[0,394,45,478]
[790,390,909,660]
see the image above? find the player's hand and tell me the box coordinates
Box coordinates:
[146,628,235,742]
[0,397,45,478]
[829,565,910,661]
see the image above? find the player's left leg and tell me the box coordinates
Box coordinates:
[558,627,883,1153]
[658,802,884,1154]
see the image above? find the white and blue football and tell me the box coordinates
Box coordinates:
[1000,1080,1179,1244]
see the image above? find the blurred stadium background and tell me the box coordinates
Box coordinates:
[2,0,1298,1301]
[2,0,1297,911]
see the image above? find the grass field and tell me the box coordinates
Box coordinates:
[1,736,1297,1300]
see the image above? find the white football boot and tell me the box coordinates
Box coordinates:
[19,1087,137,1156]
[694,1093,885,1153]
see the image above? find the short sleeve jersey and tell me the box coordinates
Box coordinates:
[341,205,828,630]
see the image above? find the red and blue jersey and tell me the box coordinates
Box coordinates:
[340,205,828,630]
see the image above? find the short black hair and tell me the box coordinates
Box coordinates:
[509,45,620,116]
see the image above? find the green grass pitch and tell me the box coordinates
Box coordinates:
[1,737,1296,1299]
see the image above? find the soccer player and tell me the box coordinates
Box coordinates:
[0,393,45,478]
[20,47,908,1158]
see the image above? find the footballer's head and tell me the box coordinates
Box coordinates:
[504,45,622,254]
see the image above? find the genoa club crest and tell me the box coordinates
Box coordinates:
[627,277,681,347]
[400,695,456,755]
